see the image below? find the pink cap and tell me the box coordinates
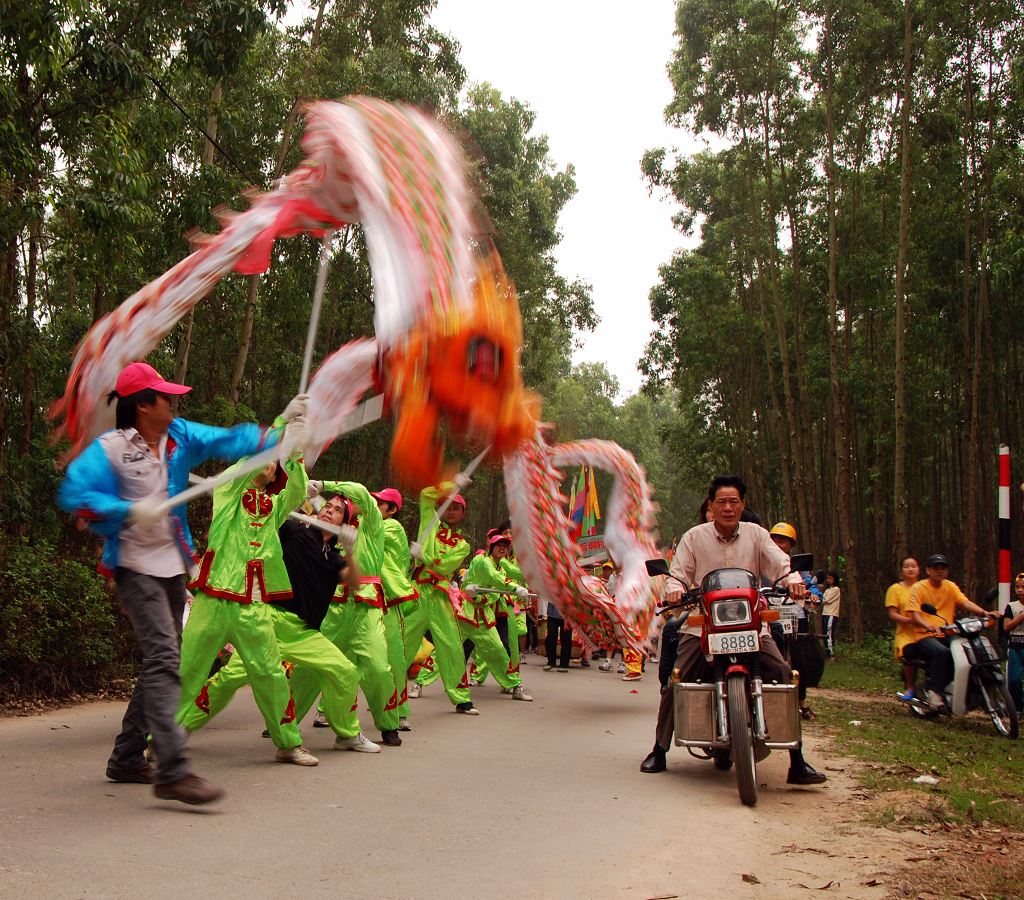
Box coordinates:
[115,362,191,397]
[371,488,403,511]
[449,494,467,509]
[488,533,511,551]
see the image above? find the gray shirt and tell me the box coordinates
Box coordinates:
[100,429,185,578]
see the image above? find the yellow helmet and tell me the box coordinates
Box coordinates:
[769,522,798,543]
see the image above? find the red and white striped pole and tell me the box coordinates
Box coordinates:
[999,445,1010,610]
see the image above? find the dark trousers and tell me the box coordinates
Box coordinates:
[546,618,572,668]
[906,637,952,693]
[109,568,190,784]
[655,632,790,752]
[495,615,511,654]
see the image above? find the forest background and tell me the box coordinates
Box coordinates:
[1,0,1022,697]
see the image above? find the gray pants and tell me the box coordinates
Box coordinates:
[108,568,191,784]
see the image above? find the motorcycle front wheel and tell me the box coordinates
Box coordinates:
[978,678,1019,739]
[727,672,758,806]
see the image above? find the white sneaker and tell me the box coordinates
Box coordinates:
[598,659,613,672]
[398,717,412,732]
[312,710,330,728]
[520,656,528,665]
[926,690,945,710]
[276,745,319,766]
[511,685,533,702]
[334,732,382,753]
[616,662,627,674]
[407,683,422,699]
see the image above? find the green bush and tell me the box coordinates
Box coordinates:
[0,535,135,700]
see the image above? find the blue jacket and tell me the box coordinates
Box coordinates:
[58,417,278,574]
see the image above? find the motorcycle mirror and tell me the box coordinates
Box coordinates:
[920,603,938,616]
[646,558,670,577]
[790,552,813,572]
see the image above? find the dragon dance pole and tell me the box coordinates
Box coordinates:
[999,445,1010,610]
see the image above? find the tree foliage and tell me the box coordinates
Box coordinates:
[645,0,1024,637]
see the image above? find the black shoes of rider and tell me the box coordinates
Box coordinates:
[787,761,827,785]
[640,747,667,773]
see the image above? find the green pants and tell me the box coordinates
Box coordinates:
[180,607,361,739]
[416,651,442,686]
[293,601,400,733]
[472,608,522,684]
[402,587,470,706]
[460,619,521,690]
[383,604,410,719]
[177,592,300,750]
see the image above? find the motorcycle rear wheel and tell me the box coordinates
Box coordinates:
[727,672,758,806]
[978,679,1019,739]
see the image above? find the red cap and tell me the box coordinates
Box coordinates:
[448,494,467,509]
[371,488,403,511]
[488,534,511,551]
[115,362,191,397]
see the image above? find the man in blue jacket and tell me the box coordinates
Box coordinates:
[58,361,306,806]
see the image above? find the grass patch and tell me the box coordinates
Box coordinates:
[810,692,1024,830]
[819,635,901,695]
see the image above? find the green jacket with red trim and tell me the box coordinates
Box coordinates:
[412,484,469,593]
[324,480,385,607]
[190,450,307,603]
[461,553,519,628]
[380,517,418,607]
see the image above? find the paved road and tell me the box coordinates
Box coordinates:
[0,656,909,898]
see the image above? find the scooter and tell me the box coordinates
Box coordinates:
[903,603,1018,739]
[646,554,812,806]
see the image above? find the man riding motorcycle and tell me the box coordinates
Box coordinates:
[640,475,827,786]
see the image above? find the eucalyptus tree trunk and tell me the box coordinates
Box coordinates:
[230,0,331,404]
[176,76,223,386]
[823,0,862,641]
[893,0,913,564]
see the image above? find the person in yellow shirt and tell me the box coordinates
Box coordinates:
[906,553,991,707]
[884,557,927,701]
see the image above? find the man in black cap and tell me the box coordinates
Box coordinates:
[906,554,992,707]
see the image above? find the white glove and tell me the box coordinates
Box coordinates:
[409,541,424,562]
[452,472,472,491]
[337,524,358,553]
[127,495,165,530]
[281,393,310,423]
[306,479,324,500]
[279,417,306,459]
[515,585,529,599]
[463,584,480,598]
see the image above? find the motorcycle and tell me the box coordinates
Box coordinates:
[904,603,1018,739]
[646,554,812,806]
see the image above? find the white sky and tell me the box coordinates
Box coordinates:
[430,1,701,398]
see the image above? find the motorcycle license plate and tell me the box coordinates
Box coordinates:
[708,630,759,655]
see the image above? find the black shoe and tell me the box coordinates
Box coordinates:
[640,749,666,773]
[106,763,154,784]
[787,762,827,785]
[261,729,270,739]
[712,749,733,771]
[380,730,403,746]
[455,702,480,716]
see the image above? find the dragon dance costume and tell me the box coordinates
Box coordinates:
[402,486,472,708]
[175,441,304,751]
[290,480,402,737]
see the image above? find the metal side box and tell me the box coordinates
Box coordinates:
[761,683,801,748]
[673,682,717,747]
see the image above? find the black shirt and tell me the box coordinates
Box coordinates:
[271,519,346,630]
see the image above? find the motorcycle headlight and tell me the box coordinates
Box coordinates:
[963,619,984,634]
[711,599,753,627]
